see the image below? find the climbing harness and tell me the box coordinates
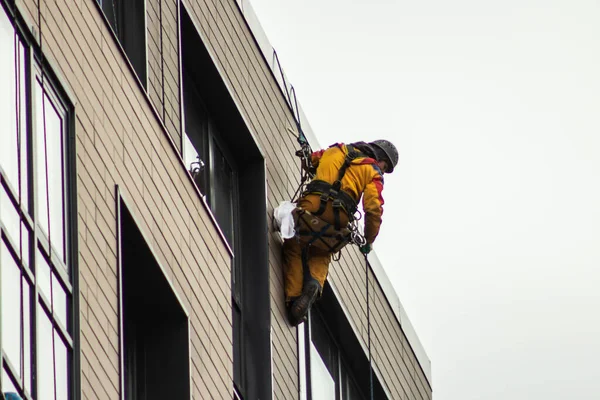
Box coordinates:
[292,143,369,256]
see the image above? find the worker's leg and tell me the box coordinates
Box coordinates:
[306,246,332,291]
[283,238,304,301]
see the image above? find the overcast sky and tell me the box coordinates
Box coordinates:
[248,0,600,399]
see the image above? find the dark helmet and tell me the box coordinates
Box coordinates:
[370,139,398,173]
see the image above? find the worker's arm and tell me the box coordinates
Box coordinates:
[362,170,385,244]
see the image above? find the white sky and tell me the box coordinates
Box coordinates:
[248,0,600,399]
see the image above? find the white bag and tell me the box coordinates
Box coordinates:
[273,201,297,239]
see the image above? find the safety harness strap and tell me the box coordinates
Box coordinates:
[303,144,362,230]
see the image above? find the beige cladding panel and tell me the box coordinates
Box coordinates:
[14,0,431,398]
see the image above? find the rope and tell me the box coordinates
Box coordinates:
[37,1,58,398]
[365,253,374,400]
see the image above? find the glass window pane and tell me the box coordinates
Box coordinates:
[52,273,67,328]
[212,143,234,247]
[310,342,336,400]
[35,83,66,262]
[183,133,199,173]
[1,188,20,248]
[36,306,54,400]
[20,222,30,266]
[0,11,18,191]
[54,331,68,400]
[311,312,339,380]
[36,248,51,302]
[298,323,308,400]
[341,367,363,400]
[23,278,32,395]
[2,367,20,398]
[18,42,29,214]
[1,241,22,377]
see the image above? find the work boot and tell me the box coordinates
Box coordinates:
[288,280,320,326]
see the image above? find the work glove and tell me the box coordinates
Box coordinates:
[359,243,371,255]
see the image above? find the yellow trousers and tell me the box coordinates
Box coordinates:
[283,194,349,300]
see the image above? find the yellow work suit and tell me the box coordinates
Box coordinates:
[283,143,385,300]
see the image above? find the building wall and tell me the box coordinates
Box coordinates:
[13,0,431,399]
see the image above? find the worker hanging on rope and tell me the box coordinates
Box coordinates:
[282,139,399,326]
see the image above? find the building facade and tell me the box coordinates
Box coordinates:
[0,0,432,399]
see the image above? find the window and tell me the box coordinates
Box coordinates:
[299,287,388,400]
[118,200,190,400]
[180,7,271,399]
[1,6,75,400]
[96,0,147,85]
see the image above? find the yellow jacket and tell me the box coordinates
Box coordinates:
[310,143,385,244]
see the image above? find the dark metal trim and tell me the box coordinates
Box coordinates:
[305,314,313,400]
[115,185,125,400]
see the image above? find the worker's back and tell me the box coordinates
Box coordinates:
[312,144,381,203]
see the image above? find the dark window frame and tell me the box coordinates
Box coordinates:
[180,5,271,399]
[116,188,192,400]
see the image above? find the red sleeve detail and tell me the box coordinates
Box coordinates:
[373,176,385,213]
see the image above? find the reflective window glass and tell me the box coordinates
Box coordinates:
[183,133,199,173]
[0,11,18,190]
[341,369,363,400]
[2,367,19,396]
[18,42,28,213]
[1,188,20,248]
[23,278,32,394]
[298,324,308,400]
[52,273,68,328]
[35,83,66,262]
[1,241,22,377]
[20,222,30,266]
[36,306,54,400]
[36,248,52,303]
[54,331,69,400]
[212,142,234,247]
[310,342,336,400]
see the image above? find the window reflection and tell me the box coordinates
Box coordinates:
[1,242,22,377]
[18,42,28,213]
[1,189,21,248]
[36,306,54,400]
[35,82,66,262]
[2,367,19,395]
[54,331,69,400]
[0,11,18,191]
[212,143,234,247]
[52,273,68,328]
[23,279,32,394]
[36,248,52,303]
[298,325,308,400]
[310,342,336,400]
